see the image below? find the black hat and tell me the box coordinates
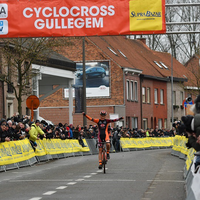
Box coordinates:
[35,120,40,123]
[0,119,6,125]
[58,123,63,127]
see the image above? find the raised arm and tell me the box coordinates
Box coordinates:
[82,112,99,123]
[107,117,124,123]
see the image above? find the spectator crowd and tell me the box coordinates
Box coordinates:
[0,113,179,152]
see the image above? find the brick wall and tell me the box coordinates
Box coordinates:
[39,38,124,126]
[39,106,115,127]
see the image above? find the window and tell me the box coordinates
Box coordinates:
[143,118,148,130]
[154,61,163,69]
[107,47,118,56]
[158,119,162,129]
[134,82,138,101]
[147,87,150,103]
[7,60,13,93]
[126,80,130,100]
[154,89,158,104]
[180,91,184,105]
[132,117,138,129]
[159,61,168,69]
[160,89,164,104]
[164,119,167,129]
[118,49,127,58]
[142,87,146,103]
[173,91,176,105]
[130,81,134,100]
[7,100,14,118]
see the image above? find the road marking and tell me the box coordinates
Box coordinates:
[84,175,91,178]
[29,198,42,200]
[43,191,56,195]
[90,173,97,175]
[76,179,84,181]
[56,186,68,189]
[84,179,136,182]
[67,182,77,185]
[147,180,184,183]
[9,179,74,182]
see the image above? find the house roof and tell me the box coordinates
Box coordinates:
[87,36,192,83]
[184,54,200,87]
[34,50,76,71]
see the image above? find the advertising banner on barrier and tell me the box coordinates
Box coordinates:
[120,137,173,149]
[0,139,35,165]
[0,0,166,38]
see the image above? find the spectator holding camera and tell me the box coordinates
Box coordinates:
[44,125,54,139]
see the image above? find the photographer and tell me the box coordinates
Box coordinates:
[172,120,188,137]
[44,125,54,139]
[181,95,200,173]
[78,127,87,147]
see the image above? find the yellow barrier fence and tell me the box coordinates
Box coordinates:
[172,135,195,171]
[120,137,174,149]
[0,138,90,166]
[0,136,193,170]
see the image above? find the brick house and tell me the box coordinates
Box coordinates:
[38,36,191,129]
[0,49,76,121]
[184,54,200,111]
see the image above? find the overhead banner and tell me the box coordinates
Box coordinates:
[0,0,166,38]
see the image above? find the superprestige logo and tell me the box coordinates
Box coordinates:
[23,5,115,30]
[130,11,161,18]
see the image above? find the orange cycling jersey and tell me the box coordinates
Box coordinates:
[84,114,121,143]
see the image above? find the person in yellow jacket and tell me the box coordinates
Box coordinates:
[146,128,150,137]
[29,120,46,151]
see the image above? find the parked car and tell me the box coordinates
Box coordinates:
[76,66,106,79]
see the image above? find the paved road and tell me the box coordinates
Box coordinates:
[0,149,186,200]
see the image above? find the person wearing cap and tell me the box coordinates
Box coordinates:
[28,120,46,151]
[0,120,10,142]
[83,111,124,169]
[68,124,74,139]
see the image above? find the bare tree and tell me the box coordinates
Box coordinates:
[134,0,200,64]
[0,37,70,117]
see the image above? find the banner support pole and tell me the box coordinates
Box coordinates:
[83,37,87,126]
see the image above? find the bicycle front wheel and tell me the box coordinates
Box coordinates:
[102,150,106,174]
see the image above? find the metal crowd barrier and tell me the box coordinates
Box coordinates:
[171,149,200,200]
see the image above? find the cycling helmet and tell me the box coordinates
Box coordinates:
[100,110,107,116]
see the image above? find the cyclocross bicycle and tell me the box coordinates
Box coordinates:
[98,141,108,174]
